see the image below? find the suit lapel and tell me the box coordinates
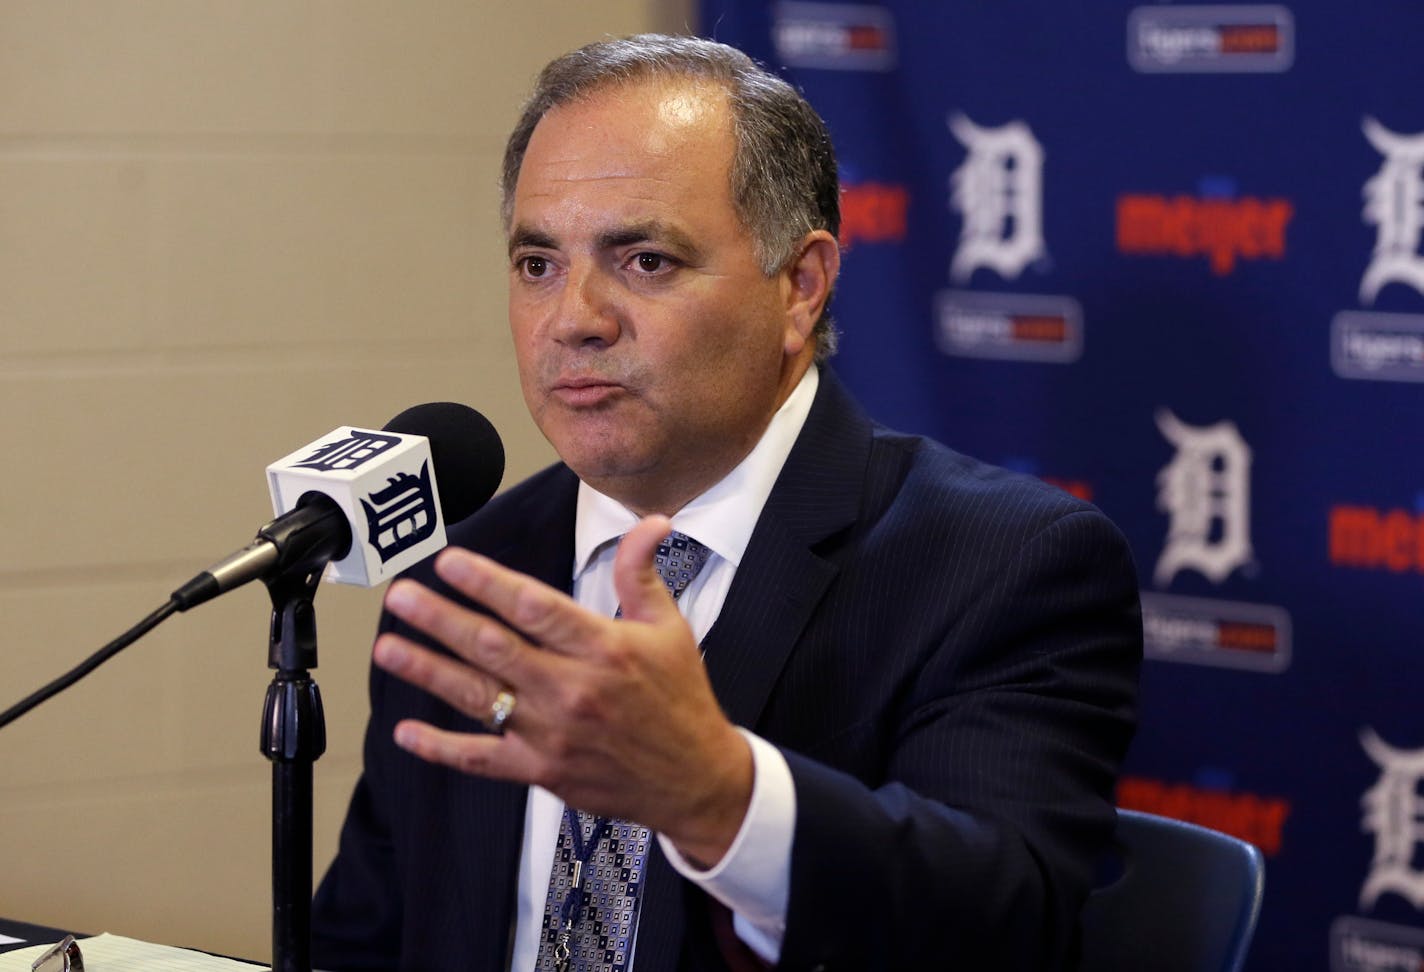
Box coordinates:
[638,371,873,968]
[495,464,581,592]
[703,368,872,727]
[702,517,838,727]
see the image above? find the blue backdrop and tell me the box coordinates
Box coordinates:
[700,3,1424,968]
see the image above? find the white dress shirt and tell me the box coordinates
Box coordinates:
[506,365,819,970]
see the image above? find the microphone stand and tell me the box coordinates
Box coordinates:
[261,560,328,972]
[249,498,348,972]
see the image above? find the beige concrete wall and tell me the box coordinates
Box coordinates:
[0,0,693,962]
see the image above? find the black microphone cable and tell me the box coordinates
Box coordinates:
[0,598,180,730]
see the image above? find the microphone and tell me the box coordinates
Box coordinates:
[171,403,504,611]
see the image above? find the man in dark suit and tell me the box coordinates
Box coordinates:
[311,33,1141,972]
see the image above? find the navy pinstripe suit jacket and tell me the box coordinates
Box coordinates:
[310,369,1142,971]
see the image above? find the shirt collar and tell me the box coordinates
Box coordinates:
[573,365,820,577]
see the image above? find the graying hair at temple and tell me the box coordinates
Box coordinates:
[500,33,841,357]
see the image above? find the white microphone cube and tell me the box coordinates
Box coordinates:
[266,426,447,587]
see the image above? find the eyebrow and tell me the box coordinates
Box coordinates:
[507,226,556,258]
[597,220,698,253]
[507,220,705,264]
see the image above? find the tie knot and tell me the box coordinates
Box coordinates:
[653,531,712,600]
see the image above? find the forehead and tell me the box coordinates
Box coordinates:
[511,78,740,235]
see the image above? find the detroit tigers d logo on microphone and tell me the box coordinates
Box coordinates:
[293,430,402,472]
[290,429,439,562]
[360,462,439,563]
[267,419,464,585]
[291,430,441,564]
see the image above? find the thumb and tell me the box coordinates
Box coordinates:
[613,515,679,623]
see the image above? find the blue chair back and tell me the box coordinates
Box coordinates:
[1078,809,1266,972]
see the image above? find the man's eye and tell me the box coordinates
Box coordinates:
[520,256,548,278]
[633,253,670,273]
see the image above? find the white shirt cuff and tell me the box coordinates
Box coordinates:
[657,728,795,964]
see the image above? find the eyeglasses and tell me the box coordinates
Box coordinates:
[30,934,83,972]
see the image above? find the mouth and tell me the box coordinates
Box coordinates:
[551,376,626,407]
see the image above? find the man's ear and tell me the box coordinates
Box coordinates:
[782,230,841,355]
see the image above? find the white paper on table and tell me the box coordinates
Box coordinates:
[0,932,267,971]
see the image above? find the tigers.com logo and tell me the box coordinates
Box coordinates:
[935,290,1082,364]
[1140,593,1291,673]
[1127,5,1294,73]
[772,2,896,72]
[1333,314,1424,383]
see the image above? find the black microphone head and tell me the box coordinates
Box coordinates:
[383,402,504,524]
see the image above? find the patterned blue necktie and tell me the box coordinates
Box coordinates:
[537,531,714,972]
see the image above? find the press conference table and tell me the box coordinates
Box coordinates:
[0,917,265,966]
[0,918,74,954]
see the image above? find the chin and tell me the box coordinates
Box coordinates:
[550,434,648,479]
[566,454,653,486]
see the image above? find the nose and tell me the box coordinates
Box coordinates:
[552,262,621,348]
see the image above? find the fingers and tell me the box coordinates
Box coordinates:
[373,633,505,725]
[377,521,707,812]
[432,546,610,653]
[383,577,532,683]
[389,717,597,804]
[391,718,534,778]
[613,515,681,623]
[404,513,683,662]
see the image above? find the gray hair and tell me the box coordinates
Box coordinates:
[501,34,840,357]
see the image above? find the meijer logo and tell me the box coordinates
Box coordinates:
[839,182,909,247]
[1330,505,1424,573]
[1117,192,1293,275]
[1117,776,1290,855]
